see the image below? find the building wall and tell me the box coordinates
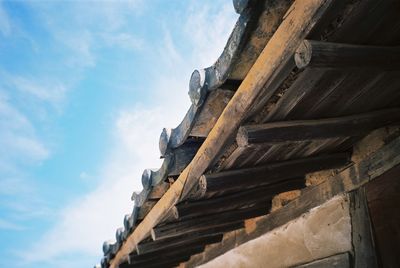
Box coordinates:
[199,195,352,268]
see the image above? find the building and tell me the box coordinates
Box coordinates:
[97,0,400,267]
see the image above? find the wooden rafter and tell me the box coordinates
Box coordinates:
[295,39,400,69]
[237,108,400,146]
[109,1,337,266]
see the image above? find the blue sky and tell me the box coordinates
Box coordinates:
[0,1,237,267]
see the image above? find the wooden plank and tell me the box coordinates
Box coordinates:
[137,233,223,255]
[123,254,191,268]
[175,178,304,219]
[365,164,400,268]
[137,222,243,254]
[237,108,400,146]
[218,146,249,170]
[295,39,400,69]
[349,188,378,268]
[109,1,336,266]
[183,134,400,267]
[129,246,205,265]
[152,204,268,241]
[197,153,349,194]
[295,252,351,268]
[248,1,400,171]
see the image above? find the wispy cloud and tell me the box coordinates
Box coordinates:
[0,218,25,231]
[0,1,11,36]
[20,106,166,264]
[0,95,49,168]
[7,74,68,107]
[9,1,237,267]
[29,0,145,69]
[183,2,238,67]
[101,32,144,51]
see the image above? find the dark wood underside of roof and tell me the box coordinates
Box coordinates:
[219,0,400,172]
[107,1,400,267]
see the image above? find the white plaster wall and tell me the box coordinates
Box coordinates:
[199,195,352,268]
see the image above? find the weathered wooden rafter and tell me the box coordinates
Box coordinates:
[136,222,243,255]
[128,245,205,265]
[137,233,223,255]
[174,178,305,219]
[151,203,269,240]
[122,253,192,268]
[295,39,400,69]
[237,108,400,146]
[193,153,349,195]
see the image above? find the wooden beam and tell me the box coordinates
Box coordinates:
[237,108,400,146]
[109,1,336,266]
[182,133,400,267]
[123,254,191,268]
[350,188,378,268]
[296,252,351,268]
[197,153,349,194]
[137,233,223,255]
[294,39,400,69]
[152,204,268,241]
[175,178,305,219]
[129,246,205,265]
[137,222,243,254]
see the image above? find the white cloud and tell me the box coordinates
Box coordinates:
[0,218,24,231]
[28,0,145,69]
[183,2,237,67]
[101,32,144,51]
[21,105,169,264]
[0,1,11,36]
[20,1,238,266]
[0,95,49,168]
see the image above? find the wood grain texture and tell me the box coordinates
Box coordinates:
[295,252,351,268]
[237,108,400,146]
[349,188,378,268]
[183,134,400,267]
[175,178,304,219]
[197,153,349,194]
[152,204,268,241]
[295,39,400,69]
[136,233,224,255]
[109,1,335,266]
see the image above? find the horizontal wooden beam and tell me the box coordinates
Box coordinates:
[137,233,223,255]
[152,204,268,241]
[129,246,205,265]
[196,153,349,194]
[175,178,305,219]
[137,222,243,254]
[237,108,400,146]
[294,39,400,69]
[123,254,191,268]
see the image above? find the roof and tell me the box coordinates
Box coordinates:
[97,0,400,267]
